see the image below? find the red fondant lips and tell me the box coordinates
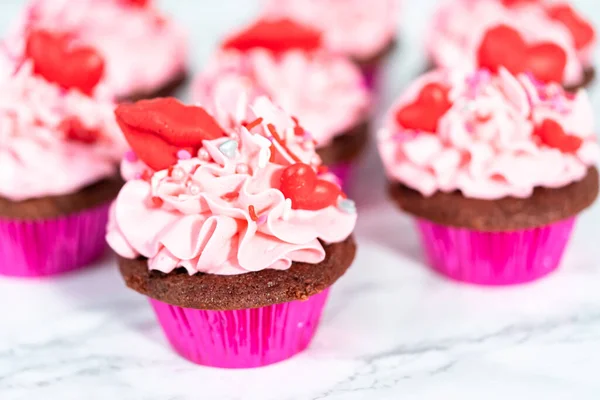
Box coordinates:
[501,0,539,7]
[121,0,150,6]
[280,163,340,211]
[26,30,105,95]
[477,25,567,84]
[534,119,582,153]
[115,98,226,171]
[223,18,322,55]
[395,83,452,133]
[547,4,595,51]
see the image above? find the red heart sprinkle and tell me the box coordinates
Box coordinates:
[477,25,566,83]
[395,83,452,133]
[115,98,226,171]
[26,30,105,95]
[534,119,582,153]
[223,19,322,55]
[547,4,595,50]
[280,163,341,211]
[59,117,101,144]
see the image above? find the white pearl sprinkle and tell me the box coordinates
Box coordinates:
[171,167,185,181]
[236,164,249,174]
[198,148,210,161]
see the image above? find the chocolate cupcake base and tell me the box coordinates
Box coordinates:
[118,235,357,310]
[316,121,369,166]
[118,70,189,103]
[389,167,599,232]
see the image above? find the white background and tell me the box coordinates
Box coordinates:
[1,1,600,399]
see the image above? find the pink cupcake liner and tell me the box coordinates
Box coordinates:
[416,217,576,286]
[149,288,330,368]
[0,202,111,278]
[328,162,353,189]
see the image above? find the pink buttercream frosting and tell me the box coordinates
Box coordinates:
[9,0,187,99]
[0,61,126,201]
[107,97,356,275]
[428,0,594,87]
[261,0,400,60]
[193,49,370,147]
[378,68,599,200]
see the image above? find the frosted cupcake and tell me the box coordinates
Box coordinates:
[0,33,126,277]
[107,96,357,368]
[261,0,400,86]
[193,19,371,187]
[378,68,599,285]
[9,0,188,101]
[428,0,595,90]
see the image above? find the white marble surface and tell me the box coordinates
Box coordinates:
[2,0,600,399]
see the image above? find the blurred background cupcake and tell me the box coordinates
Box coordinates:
[107,96,357,368]
[0,33,126,277]
[193,18,371,187]
[428,0,595,90]
[7,0,188,101]
[261,0,400,88]
[378,67,599,285]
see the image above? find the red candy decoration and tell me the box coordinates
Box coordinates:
[280,163,340,211]
[26,30,105,95]
[534,119,582,153]
[477,25,567,83]
[395,83,452,133]
[115,98,226,171]
[547,4,595,50]
[223,19,322,55]
[59,117,101,144]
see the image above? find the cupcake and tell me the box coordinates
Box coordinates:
[428,0,595,90]
[193,18,371,187]
[0,33,126,277]
[8,0,188,101]
[261,0,400,87]
[107,96,357,368]
[378,67,599,285]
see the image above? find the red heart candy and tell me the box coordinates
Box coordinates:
[534,119,582,153]
[115,98,226,171]
[59,117,100,144]
[547,4,595,50]
[280,163,341,211]
[26,30,105,95]
[223,19,322,55]
[477,25,566,83]
[395,83,452,133]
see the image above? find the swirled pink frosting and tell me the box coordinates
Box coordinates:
[9,0,187,99]
[261,0,400,60]
[0,61,126,201]
[378,68,599,200]
[107,97,356,275]
[193,49,370,147]
[428,0,593,87]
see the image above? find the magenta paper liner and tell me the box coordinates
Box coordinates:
[328,162,353,190]
[416,217,576,286]
[0,203,110,277]
[149,288,330,368]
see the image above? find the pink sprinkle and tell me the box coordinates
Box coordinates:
[257,215,268,225]
[124,150,138,162]
[134,173,142,180]
[177,150,192,160]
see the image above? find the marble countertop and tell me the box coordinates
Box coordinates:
[2,0,600,399]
